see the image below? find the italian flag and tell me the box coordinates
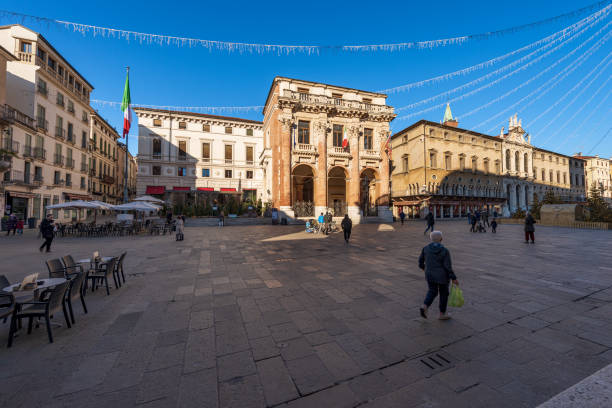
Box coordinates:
[121,71,131,138]
[342,126,348,149]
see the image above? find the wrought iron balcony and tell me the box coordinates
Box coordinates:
[23,145,32,157]
[56,97,65,107]
[54,154,65,166]
[37,117,49,132]
[67,104,75,114]
[1,138,20,154]
[0,105,35,129]
[55,127,66,140]
[65,180,72,187]
[2,169,23,184]
[65,158,75,169]
[33,147,46,160]
[37,84,48,97]
[81,162,88,172]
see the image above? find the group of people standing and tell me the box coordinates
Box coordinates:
[467,209,498,233]
[4,213,24,236]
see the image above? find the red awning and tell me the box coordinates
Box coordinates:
[146,186,165,195]
[243,188,257,191]
[173,187,191,191]
[220,188,236,192]
[197,187,214,191]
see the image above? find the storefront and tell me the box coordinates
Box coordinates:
[4,191,34,220]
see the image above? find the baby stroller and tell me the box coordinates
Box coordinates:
[305,220,316,233]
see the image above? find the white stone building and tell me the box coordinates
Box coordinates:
[573,153,612,200]
[0,25,93,223]
[134,108,266,204]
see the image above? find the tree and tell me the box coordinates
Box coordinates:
[586,186,612,222]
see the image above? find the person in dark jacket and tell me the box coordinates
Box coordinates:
[491,217,498,233]
[39,213,55,252]
[418,231,459,320]
[470,215,477,232]
[341,214,352,244]
[325,211,332,235]
[423,211,435,235]
[524,213,536,243]
[399,209,405,225]
[6,213,17,235]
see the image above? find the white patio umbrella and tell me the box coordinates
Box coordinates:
[133,195,165,204]
[112,201,161,211]
[45,200,102,222]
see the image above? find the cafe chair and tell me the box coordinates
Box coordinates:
[61,255,83,276]
[7,280,71,346]
[87,258,118,296]
[65,270,89,324]
[46,259,67,279]
[115,252,127,286]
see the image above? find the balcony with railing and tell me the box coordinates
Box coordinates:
[30,175,43,187]
[360,149,381,160]
[56,97,65,108]
[53,154,65,166]
[66,131,75,144]
[37,84,48,97]
[65,157,75,169]
[2,169,23,184]
[23,145,32,157]
[65,179,72,187]
[293,144,316,154]
[281,89,395,115]
[53,178,64,186]
[328,146,351,158]
[81,162,88,173]
[33,147,46,160]
[0,105,36,129]
[67,104,75,114]
[89,168,96,176]
[37,117,49,133]
[1,138,20,154]
[54,127,66,140]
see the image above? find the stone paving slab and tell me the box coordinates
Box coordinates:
[0,222,611,407]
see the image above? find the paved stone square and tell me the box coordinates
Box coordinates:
[1,221,611,407]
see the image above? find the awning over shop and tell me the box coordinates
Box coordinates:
[145,186,165,195]
[173,187,191,191]
[220,188,236,192]
[197,187,214,191]
[243,188,257,191]
[6,191,35,199]
[393,200,423,206]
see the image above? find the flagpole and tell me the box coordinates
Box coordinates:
[123,66,129,204]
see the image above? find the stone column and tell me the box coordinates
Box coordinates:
[279,117,293,218]
[377,129,393,221]
[347,125,361,223]
[313,121,328,216]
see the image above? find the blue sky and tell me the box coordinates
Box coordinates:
[2,0,611,158]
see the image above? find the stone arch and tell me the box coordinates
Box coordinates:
[360,168,379,216]
[292,164,315,208]
[328,166,348,215]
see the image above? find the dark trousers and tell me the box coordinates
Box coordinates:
[40,236,53,252]
[492,225,497,233]
[424,282,450,313]
[424,223,434,234]
[343,229,351,242]
[525,231,535,242]
[400,217,404,225]
[6,227,16,235]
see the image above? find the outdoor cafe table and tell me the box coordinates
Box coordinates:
[3,277,67,300]
[77,257,113,265]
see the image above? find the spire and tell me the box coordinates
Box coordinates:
[443,103,453,123]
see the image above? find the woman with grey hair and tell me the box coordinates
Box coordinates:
[418,230,459,320]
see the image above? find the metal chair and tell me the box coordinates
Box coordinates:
[7,280,71,346]
[87,258,118,296]
[65,270,89,324]
[46,259,66,279]
[115,252,127,286]
[61,255,83,276]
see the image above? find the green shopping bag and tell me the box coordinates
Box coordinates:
[448,284,464,308]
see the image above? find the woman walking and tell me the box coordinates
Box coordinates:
[418,231,459,320]
[176,215,185,241]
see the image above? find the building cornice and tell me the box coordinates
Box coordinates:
[133,107,262,128]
